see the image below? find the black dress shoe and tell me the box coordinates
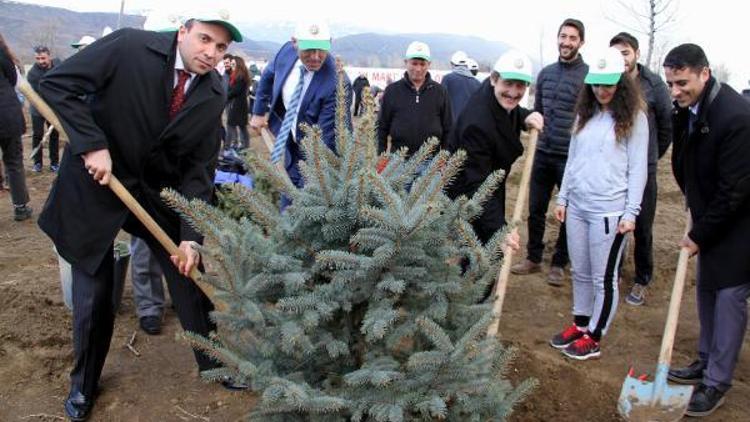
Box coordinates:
[668,359,706,385]
[686,383,726,417]
[65,390,94,421]
[139,315,162,335]
[219,375,249,391]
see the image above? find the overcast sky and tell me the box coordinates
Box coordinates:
[18,0,750,90]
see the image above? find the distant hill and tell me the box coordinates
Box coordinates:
[1,1,144,62]
[2,1,527,73]
[333,33,515,71]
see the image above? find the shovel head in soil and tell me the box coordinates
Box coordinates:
[618,364,693,421]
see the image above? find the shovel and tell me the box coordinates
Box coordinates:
[487,128,538,337]
[617,217,694,421]
[17,79,222,309]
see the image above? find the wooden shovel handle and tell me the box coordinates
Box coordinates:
[656,215,693,371]
[487,129,539,337]
[17,78,219,306]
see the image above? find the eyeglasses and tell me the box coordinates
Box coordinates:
[33,46,50,54]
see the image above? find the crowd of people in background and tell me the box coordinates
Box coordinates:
[0,11,749,421]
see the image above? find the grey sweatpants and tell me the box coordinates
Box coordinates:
[567,206,627,340]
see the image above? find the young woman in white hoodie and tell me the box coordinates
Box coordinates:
[550,47,649,360]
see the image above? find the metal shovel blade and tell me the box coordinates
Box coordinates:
[618,372,693,421]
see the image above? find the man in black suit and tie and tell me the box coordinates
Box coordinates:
[38,12,243,421]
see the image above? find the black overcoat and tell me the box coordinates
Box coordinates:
[38,28,224,275]
[671,77,750,289]
[447,79,529,243]
[226,76,248,126]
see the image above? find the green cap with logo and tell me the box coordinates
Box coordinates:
[493,49,533,83]
[189,9,243,43]
[585,47,624,85]
[405,41,431,61]
[295,21,332,51]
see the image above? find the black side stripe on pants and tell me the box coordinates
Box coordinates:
[592,231,625,339]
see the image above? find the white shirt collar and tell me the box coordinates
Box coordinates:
[174,47,197,89]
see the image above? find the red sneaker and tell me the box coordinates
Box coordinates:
[549,324,585,349]
[562,334,601,360]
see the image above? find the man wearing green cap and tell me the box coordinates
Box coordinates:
[448,50,543,255]
[38,14,242,420]
[250,21,346,198]
[377,41,452,157]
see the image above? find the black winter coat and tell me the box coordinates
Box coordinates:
[672,77,750,289]
[533,55,588,157]
[637,64,673,173]
[226,76,249,126]
[27,58,62,116]
[0,50,24,139]
[352,75,369,97]
[448,79,529,243]
[38,28,224,275]
[377,72,452,156]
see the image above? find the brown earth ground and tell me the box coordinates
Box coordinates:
[1,126,748,422]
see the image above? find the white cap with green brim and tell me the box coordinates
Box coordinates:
[493,49,533,83]
[71,35,96,48]
[294,21,332,51]
[585,47,624,85]
[188,9,243,42]
[143,11,181,32]
[405,41,431,61]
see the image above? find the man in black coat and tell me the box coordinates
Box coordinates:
[352,72,369,116]
[377,41,452,156]
[27,45,62,172]
[448,50,543,244]
[38,14,243,421]
[663,44,750,418]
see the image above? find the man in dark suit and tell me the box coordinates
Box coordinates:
[38,13,242,421]
[663,43,750,418]
[250,20,346,194]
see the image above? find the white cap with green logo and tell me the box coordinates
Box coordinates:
[294,21,332,51]
[187,9,243,43]
[493,50,533,83]
[585,47,624,85]
[405,41,431,61]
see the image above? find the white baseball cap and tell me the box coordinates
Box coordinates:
[585,47,625,85]
[467,58,478,71]
[450,50,468,66]
[294,21,332,51]
[187,9,243,42]
[143,11,182,32]
[71,35,96,49]
[493,50,533,83]
[101,26,113,37]
[405,41,430,61]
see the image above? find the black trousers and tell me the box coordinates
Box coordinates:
[0,135,30,206]
[632,172,657,285]
[31,114,59,167]
[526,149,569,267]
[70,231,219,397]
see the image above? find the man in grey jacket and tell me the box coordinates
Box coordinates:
[610,32,673,306]
[511,18,588,286]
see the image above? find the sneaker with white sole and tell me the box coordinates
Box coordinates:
[550,324,585,349]
[626,284,646,306]
[562,334,601,360]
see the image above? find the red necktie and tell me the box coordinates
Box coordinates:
[169,69,190,120]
